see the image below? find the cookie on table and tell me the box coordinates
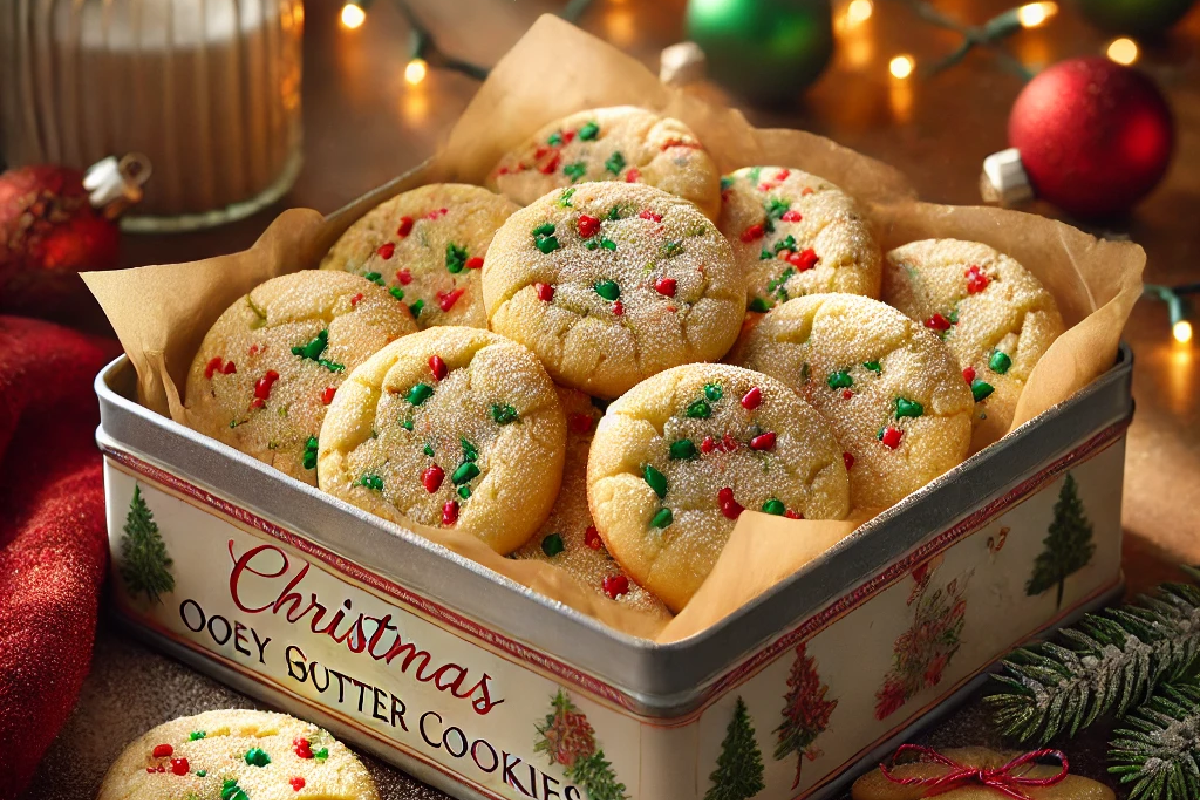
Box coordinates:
[511,387,672,619]
[728,294,973,512]
[487,106,722,221]
[96,708,378,800]
[185,271,417,485]
[483,182,744,399]
[882,239,1066,451]
[318,327,565,554]
[719,167,881,311]
[319,183,519,329]
[587,364,849,612]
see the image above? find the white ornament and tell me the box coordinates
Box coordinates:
[660,41,706,86]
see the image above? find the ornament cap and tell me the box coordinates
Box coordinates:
[980,148,1035,207]
[83,153,151,218]
[660,41,706,86]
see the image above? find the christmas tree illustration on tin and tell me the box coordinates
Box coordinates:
[774,642,838,789]
[119,484,175,604]
[534,690,628,800]
[1026,473,1095,608]
[705,696,764,800]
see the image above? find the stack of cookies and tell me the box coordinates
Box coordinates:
[184,106,1065,618]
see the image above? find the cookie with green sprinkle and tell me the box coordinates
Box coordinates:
[317,327,565,554]
[483,182,744,398]
[96,708,378,800]
[587,364,848,612]
[511,387,672,619]
[719,167,882,311]
[729,293,973,512]
[486,106,722,220]
[882,239,1065,452]
[185,271,416,486]
[320,183,519,329]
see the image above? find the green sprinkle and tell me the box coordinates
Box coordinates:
[317,358,345,373]
[607,204,625,221]
[772,235,798,255]
[863,360,882,374]
[585,240,599,251]
[314,748,328,762]
[423,443,435,457]
[827,371,853,390]
[190,730,206,741]
[407,383,434,406]
[760,249,774,260]
[244,747,271,767]
[303,436,319,470]
[605,150,626,175]
[557,188,575,207]
[563,162,587,182]
[533,223,556,237]
[895,397,924,418]
[600,238,616,251]
[651,508,674,528]
[452,462,480,485]
[457,485,471,499]
[389,286,405,300]
[359,474,383,491]
[445,243,468,273]
[747,167,763,183]
[720,176,733,191]
[686,399,711,418]
[762,499,786,516]
[196,770,207,777]
[661,240,683,258]
[541,533,565,557]
[221,780,248,800]
[767,267,796,293]
[971,380,995,402]
[547,132,562,146]
[704,383,723,401]
[401,420,414,431]
[365,271,384,285]
[292,329,329,361]
[669,439,698,460]
[766,197,791,219]
[535,235,561,253]
[594,280,620,301]
[491,403,520,424]
[748,297,770,313]
[229,419,242,429]
[461,437,478,462]
[989,351,1012,374]
[409,299,424,318]
[947,309,960,324]
[643,465,668,498]
[578,121,600,141]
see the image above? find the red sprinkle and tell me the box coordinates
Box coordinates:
[350,292,364,306]
[170,758,190,776]
[397,216,415,237]
[290,777,307,792]
[539,152,562,174]
[253,369,280,401]
[534,146,549,159]
[584,525,603,550]
[536,283,554,302]
[294,738,313,758]
[844,451,855,471]
[741,223,766,243]
[249,344,263,355]
[466,256,484,270]
[563,130,576,143]
[437,288,465,312]
[639,210,663,223]
[842,389,853,401]
[397,268,413,285]
[602,575,629,599]
[442,501,459,525]
[577,215,601,238]
[569,413,594,434]
[781,210,803,223]
[222,361,237,375]
[758,182,775,192]
[146,766,166,773]
[497,166,510,176]
[784,510,802,519]
[660,138,703,151]
[654,277,676,297]
[722,433,739,452]
[153,744,173,758]
[377,242,396,259]
[612,300,624,316]
[718,490,743,519]
[321,386,336,405]
[429,354,448,381]
[718,487,734,504]
[966,265,990,294]
[700,435,716,454]
[802,187,814,196]
[422,465,445,493]
[962,366,976,383]
[250,398,264,410]
[205,357,224,379]
[881,427,903,449]
[625,168,641,183]
[787,249,819,272]
[741,387,763,409]
[750,432,777,450]
[925,313,951,331]
[776,169,791,181]
[426,208,448,219]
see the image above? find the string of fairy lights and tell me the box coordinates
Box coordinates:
[335,0,1187,345]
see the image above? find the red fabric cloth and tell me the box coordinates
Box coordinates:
[0,316,119,799]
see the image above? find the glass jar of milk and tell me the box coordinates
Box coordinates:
[0,0,304,230]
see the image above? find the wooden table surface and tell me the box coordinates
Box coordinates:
[23,0,1200,797]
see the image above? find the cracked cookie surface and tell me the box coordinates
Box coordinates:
[587,364,848,612]
[483,182,744,399]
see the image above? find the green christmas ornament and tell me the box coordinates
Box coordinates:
[687,0,834,105]
[1074,0,1197,36]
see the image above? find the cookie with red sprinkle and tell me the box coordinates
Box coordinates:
[729,293,973,511]
[96,708,378,800]
[317,327,565,554]
[487,106,722,220]
[719,167,882,312]
[320,183,518,328]
[185,271,417,485]
[882,240,1065,451]
[511,387,672,619]
[587,364,848,612]
[483,182,744,398]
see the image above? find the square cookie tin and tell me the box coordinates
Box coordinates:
[96,342,1132,800]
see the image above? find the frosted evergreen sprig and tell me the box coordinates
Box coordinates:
[985,567,1200,743]
[1108,680,1200,800]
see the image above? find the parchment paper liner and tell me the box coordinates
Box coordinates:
[83,16,1143,645]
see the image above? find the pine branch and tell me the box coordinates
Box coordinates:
[985,569,1200,744]
[1108,680,1200,800]
[568,750,629,800]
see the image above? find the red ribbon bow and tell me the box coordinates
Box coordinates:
[879,744,1069,799]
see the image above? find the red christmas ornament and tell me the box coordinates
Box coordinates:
[0,155,147,312]
[983,58,1174,220]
